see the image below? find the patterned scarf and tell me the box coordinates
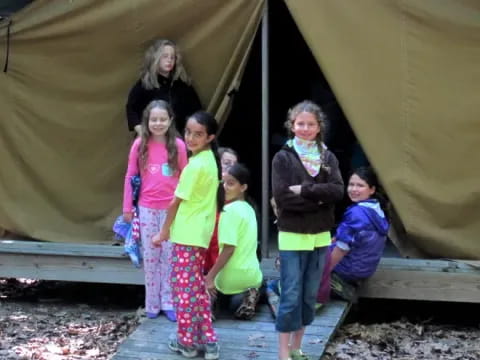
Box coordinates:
[288,136,322,177]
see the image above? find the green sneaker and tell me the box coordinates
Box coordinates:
[168,338,198,358]
[290,349,310,360]
[331,273,358,302]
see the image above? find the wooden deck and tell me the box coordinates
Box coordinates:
[112,301,350,360]
[0,240,351,359]
[360,257,480,302]
[0,240,144,284]
[2,239,480,303]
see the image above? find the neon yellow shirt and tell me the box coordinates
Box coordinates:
[215,200,263,294]
[170,149,218,248]
[278,231,331,251]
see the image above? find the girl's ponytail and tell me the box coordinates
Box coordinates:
[210,140,225,213]
[373,188,390,222]
[226,163,261,260]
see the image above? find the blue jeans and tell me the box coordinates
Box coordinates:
[275,247,327,332]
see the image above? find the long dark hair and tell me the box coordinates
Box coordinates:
[219,147,239,160]
[227,163,249,185]
[139,100,179,173]
[351,166,390,220]
[188,111,225,212]
[227,163,257,211]
[227,163,262,261]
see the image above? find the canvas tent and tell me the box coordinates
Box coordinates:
[0,0,263,243]
[1,0,479,259]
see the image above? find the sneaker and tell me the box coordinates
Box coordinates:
[331,273,358,302]
[234,288,259,320]
[164,310,177,322]
[204,342,220,360]
[145,312,159,319]
[290,349,310,360]
[168,338,198,358]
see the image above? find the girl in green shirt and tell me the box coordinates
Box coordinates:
[205,163,263,320]
[153,111,224,360]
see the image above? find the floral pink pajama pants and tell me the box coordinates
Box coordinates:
[138,206,174,314]
[171,244,217,346]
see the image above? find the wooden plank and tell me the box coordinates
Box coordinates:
[359,257,480,303]
[0,239,125,258]
[360,269,480,302]
[112,300,350,360]
[376,257,480,274]
[117,347,280,360]
[0,253,144,284]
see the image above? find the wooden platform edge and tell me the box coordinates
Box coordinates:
[359,257,480,303]
[317,300,352,359]
[2,240,480,303]
[0,240,144,284]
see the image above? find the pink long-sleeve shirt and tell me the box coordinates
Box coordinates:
[123,137,188,212]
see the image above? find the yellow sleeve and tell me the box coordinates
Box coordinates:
[174,160,200,201]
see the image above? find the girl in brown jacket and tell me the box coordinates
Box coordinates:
[272,100,344,360]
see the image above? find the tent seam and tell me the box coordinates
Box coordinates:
[400,0,416,244]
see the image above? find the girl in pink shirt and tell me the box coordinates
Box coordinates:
[123,99,188,322]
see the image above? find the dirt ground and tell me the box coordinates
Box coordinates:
[0,279,143,360]
[2,279,480,360]
[323,321,480,360]
[322,299,480,360]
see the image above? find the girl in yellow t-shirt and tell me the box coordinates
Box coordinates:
[205,163,263,320]
[153,111,223,360]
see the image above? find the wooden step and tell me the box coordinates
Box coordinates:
[0,239,144,284]
[360,257,480,303]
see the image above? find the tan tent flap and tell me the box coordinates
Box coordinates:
[0,0,264,244]
[285,0,480,259]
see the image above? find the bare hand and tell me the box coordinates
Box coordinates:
[123,212,133,223]
[205,275,217,298]
[152,229,169,247]
[289,185,301,195]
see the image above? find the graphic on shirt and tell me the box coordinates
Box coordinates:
[162,163,173,177]
[147,164,161,174]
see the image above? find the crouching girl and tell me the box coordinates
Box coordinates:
[205,163,262,320]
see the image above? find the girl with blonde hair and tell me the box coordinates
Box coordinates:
[126,39,201,136]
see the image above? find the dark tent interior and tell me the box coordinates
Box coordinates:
[219,1,369,236]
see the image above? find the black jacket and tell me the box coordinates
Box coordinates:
[272,143,344,234]
[126,75,202,132]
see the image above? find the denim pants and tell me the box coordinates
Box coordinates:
[276,247,327,332]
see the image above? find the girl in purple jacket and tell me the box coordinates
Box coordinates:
[318,167,390,303]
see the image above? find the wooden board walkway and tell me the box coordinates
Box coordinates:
[112,301,350,360]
